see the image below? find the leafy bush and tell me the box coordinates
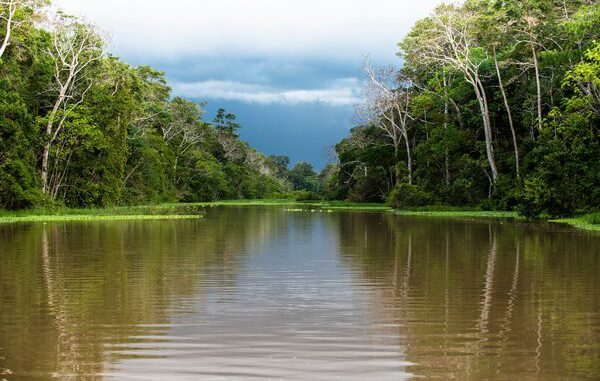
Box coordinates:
[583,212,600,225]
[293,190,322,202]
[386,183,432,209]
[515,176,550,219]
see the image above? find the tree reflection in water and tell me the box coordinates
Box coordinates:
[0,209,599,380]
[338,213,600,380]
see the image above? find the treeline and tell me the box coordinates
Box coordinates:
[0,1,299,209]
[321,0,600,218]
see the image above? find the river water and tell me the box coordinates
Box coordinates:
[0,206,599,380]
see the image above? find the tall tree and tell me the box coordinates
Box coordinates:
[401,5,499,181]
[0,0,45,59]
[361,60,414,185]
[40,13,103,196]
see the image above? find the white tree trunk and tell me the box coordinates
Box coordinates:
[41,15,103,197]
[404,131,413,186]
[0,0,17,59]
[531,42,543,131]
[494,49,520,178]
[443,74,450,186]
[470,75,499,182]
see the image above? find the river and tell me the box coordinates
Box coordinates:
[0,206,599,380]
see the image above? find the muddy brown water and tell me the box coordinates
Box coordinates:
[1,207,599,380]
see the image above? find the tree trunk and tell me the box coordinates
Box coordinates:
[471,77,499,182]
[405,134,413,185]
[41,107,60,193]
[393,143,400,186]
[531,42,543,131]
[494,48,520,179]
[443,75,450,186]
[41,144,50,193]
[0,3,15,59]
[41,74,72,193]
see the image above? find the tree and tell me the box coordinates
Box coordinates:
[361,60,414,185]
[401,4,499,181]
[162,97,206,179]
[40,13,103,197]
[0,0,45,59]
[288,162,319,193]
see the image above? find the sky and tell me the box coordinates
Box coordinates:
[53,0,443,169]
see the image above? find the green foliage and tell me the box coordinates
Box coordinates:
[515,42,600,218]
[0,2,290,210]
[330,0,600,219]
[386,183,432,209]
[0,84,42,209]
[291,190,322,202]
[288,162,320,193]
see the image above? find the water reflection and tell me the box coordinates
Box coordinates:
[0,208,599,380]
[338,214,600,380]
[0,208,286,380]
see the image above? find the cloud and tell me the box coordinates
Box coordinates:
[172,78,361,106]
[53,0,441,63]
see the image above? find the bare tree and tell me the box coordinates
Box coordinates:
[41,13,104,196]
[361,59,414,185]
[0,0,44,59]
[402,5,499,181]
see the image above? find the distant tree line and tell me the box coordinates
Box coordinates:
[0,1,311,209]
[319,0,600,218]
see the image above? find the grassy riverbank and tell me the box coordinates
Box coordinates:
[0,200,598,232]
[191,199,391,211]
[394,207,600,232]
[0,200,386,224]
[0,204,205,224]
[553,213,600,232]
[393,206,518,219]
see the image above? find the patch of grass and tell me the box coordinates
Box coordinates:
[300,201,390,211]
[189,199,300,207]
[0,204,205,224]
[188,199,391,211]
[394,209,519,219]
[0,215,202,224]
[552,212,600,232]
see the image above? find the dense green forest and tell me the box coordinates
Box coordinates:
[1,0,599,218]
[322,0,600,218]
[0,0,302,209]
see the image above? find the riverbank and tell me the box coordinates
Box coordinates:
[0,204,205,224]
[0,201,598,232]
[190,200,391,211]
[552,213,600,232]
[0,200,385,224]
[395,208,600,232]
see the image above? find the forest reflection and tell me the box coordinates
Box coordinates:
[0,207,287,380]
[337,214,600,380]
[0,209,599,380]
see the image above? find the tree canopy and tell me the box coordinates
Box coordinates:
[0,1,296,209]
[322,0,600,218]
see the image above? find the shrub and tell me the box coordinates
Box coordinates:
[386,183,432,209]
[293,190,322,202]
[515,176,554,219]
